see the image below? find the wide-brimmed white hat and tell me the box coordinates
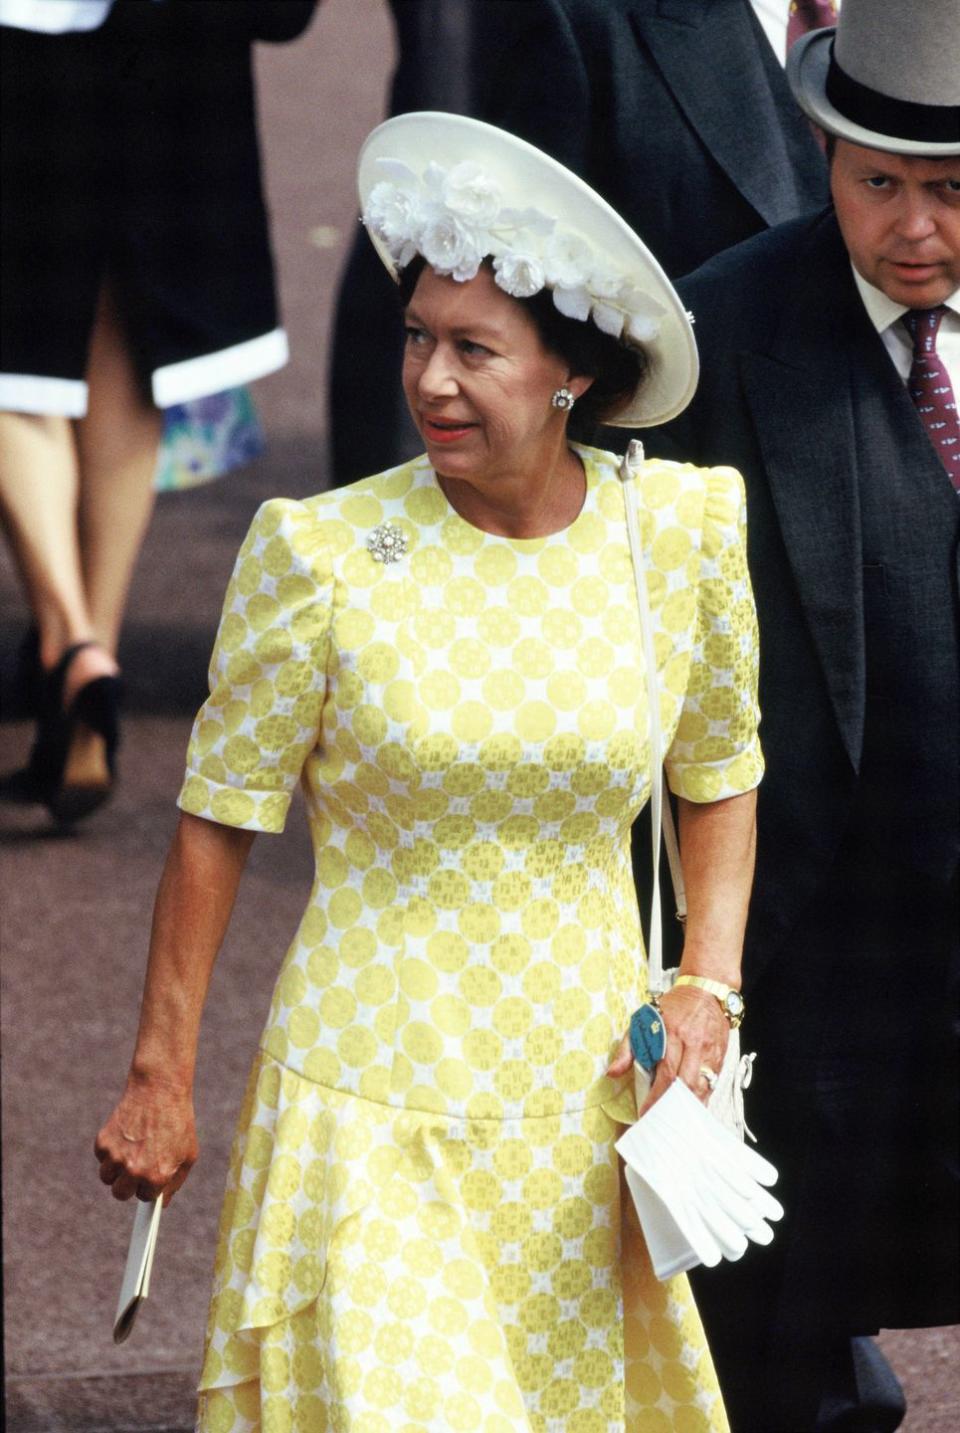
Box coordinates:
[788,0,960,156]
[357,112,698,428]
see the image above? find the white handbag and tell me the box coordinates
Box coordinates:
[614,441,783,1278]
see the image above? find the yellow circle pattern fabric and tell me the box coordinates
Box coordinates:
[182,445,762,1431]
[197,1054,729,1433]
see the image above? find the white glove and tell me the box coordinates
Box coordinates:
[648,1108,782,1253]
[616,1080,784,1280]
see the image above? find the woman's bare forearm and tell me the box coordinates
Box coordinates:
[129,811,255,1091]
[675,789,756,987]
[607,788,757,1091]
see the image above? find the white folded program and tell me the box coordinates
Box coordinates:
[113,1196,163,1344]
[615,1080,784,1281]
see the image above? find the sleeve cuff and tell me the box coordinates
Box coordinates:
[177,773,291,834]
[666,738,764,804]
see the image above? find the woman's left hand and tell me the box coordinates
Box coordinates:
[606,985,729,1115]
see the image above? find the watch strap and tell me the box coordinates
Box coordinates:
[674,975,738,1001]
[674,975,744,1026]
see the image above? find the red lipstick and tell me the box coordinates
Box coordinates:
[422,416,476,444]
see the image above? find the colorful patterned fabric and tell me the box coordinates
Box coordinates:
[153,387,264,493]
[181,446,763,1431]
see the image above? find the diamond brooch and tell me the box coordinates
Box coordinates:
[366,521,407,564]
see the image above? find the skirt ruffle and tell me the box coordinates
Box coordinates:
[196,1050,728,1432]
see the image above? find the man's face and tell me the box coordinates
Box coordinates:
[831,140,960,307]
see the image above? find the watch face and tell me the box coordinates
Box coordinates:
[725,991,744,1017]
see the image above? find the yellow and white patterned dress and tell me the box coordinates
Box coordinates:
[179,445,763,1433]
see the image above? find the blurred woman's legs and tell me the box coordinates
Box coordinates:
[0,283,161,818]
[0,409,100,681]
[76,284,162,658]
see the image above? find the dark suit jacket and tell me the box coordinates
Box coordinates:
[637,211,960,1345]
[329,0,829,482]
[640,209,960,989]
[471,0,828,278]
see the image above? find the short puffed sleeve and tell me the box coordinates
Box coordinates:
[665,467,764,804]
[177,498,333,833]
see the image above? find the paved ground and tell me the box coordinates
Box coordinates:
[2,2,957,1429]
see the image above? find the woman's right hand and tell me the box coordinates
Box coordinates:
[95,1075,199,1205]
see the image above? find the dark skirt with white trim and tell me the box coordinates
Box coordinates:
[0,1,293,417]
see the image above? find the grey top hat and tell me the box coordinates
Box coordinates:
[788,0,960,155]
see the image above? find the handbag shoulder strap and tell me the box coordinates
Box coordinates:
[617,441,687,993]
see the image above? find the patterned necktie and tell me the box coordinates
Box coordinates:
[787,0,838,48]
[902,307,960,491]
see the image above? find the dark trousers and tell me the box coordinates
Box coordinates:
[691,863,958,1431]
[691,1262,906,1432]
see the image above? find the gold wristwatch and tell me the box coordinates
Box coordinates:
[673,975,745,1028]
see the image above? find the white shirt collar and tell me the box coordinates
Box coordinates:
[851,264,960,335]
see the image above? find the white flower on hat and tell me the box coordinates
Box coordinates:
[620,283,666,342]
[590,269,625,300]
[362,152,672,358]
[543,230,596,290]
[442,161,502,226]
[493,251,546,299]
[591,300,625,338]
[422,161,447,199]
[627,312,661,343]
[419,213,485,283]
[552,285,592,322]
[374,158,418,185]
[365,180,421,259]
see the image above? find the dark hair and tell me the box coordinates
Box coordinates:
[397,256,646,432]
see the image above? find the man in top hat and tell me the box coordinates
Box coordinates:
[639,0,960,1428]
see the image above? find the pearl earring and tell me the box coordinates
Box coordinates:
[551,387,576,411]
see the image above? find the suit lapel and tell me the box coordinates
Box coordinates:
[739,218,867,771]
[632,0,826,226]
[851,315,960,511]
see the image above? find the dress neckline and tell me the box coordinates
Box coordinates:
[426,444,601,549]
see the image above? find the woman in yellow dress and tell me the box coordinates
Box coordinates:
[96,115,764,1432]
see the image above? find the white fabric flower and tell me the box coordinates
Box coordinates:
[373,158,418,186]
[552,284,592,322]
[362,153,671,350]
[544,230,596,289]
[591,300,624,337]
[589,268,624,301]
[493,251,546,299]
[419,214,485,282]
[395,239,419,270]
[422,161,448,200]
[365,182,420,257]
[627,312,662,343]
[442,161,502,226]
[616,283,665,343]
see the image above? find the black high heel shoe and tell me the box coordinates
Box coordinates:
[12,625,43,717]
[25,642,122,824]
